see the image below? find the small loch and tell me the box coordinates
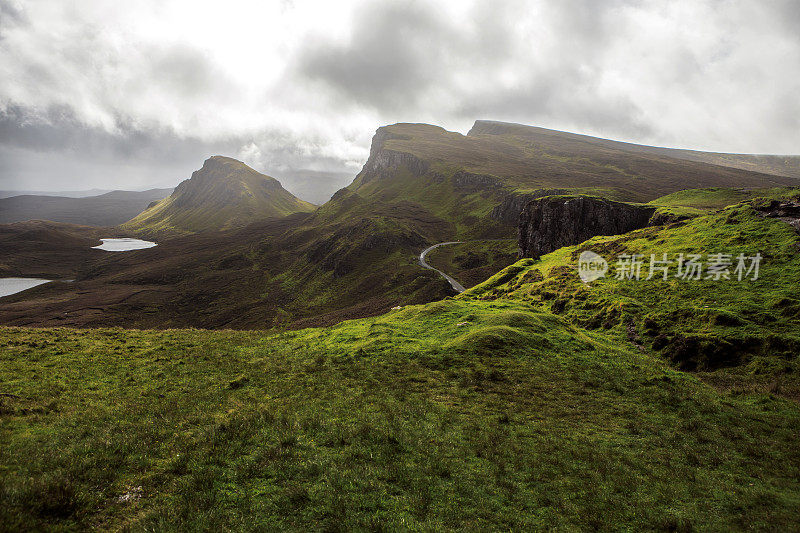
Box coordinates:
[0,278,53,298]
[92,238,157,251]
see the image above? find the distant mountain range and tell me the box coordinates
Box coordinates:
[122,156,315,237]
[2,120,798,330]
[0,188,115,199]
[0,188,173,226]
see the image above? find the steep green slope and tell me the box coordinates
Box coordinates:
[122,156,314,237]
[469,194,800,384]
[2,297,800,530]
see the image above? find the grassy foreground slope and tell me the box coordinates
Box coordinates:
[2,299,800,530]
[3,192,800,529]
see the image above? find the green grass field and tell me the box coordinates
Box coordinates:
[2,302,800,530]
[2,192,799,530]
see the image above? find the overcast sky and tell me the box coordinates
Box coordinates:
[1,0,798,203]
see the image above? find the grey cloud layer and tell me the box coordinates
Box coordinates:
[1,0,798,197]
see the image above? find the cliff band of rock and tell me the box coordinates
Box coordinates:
[354,128,429,185]
[518,196,656,258]
[490,189,572,225]
[755,199,800,233]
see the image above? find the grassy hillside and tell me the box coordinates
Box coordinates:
[123,156,314,237]
[648,186,800,218]
[2,297,799,530]
[341,121,800,242]
[470,121,800,182]
[468,195,800,387]
[0,189,173,226]
[0,213,453,329]
[652,151,800,180]
[3,187,800,529]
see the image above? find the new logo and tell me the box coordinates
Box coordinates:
[578,251,608,282]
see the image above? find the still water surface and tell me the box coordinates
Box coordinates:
[92,238,157,251]
[0,278,52,298]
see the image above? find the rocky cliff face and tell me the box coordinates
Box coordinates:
[518,196,656,258]
[451,171,503,192]
[490,189,572,225]
[353,128,429,186]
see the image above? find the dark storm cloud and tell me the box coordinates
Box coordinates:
[0,105,237,163]
[774,0,800,31]
[1,0,799,194]
[0,0,25,40]
[0,0,24,23]
[297,2,457,111]
[297,0,799,151]
[298,0,652,137]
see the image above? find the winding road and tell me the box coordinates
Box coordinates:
[418,241,466,293]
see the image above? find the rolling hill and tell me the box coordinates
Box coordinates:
[122,156,315,237]
[0,188,173,226]
[0,189,113,199]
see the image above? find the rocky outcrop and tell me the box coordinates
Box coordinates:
[451,171,503,192]
[754,199,800,233]
[518,196,656,258]
[354,128,429,185]
[490,189,571,225]
[647,210,694,227]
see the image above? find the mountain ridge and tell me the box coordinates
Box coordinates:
[3,120,800,330]
[468,119,800,179]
